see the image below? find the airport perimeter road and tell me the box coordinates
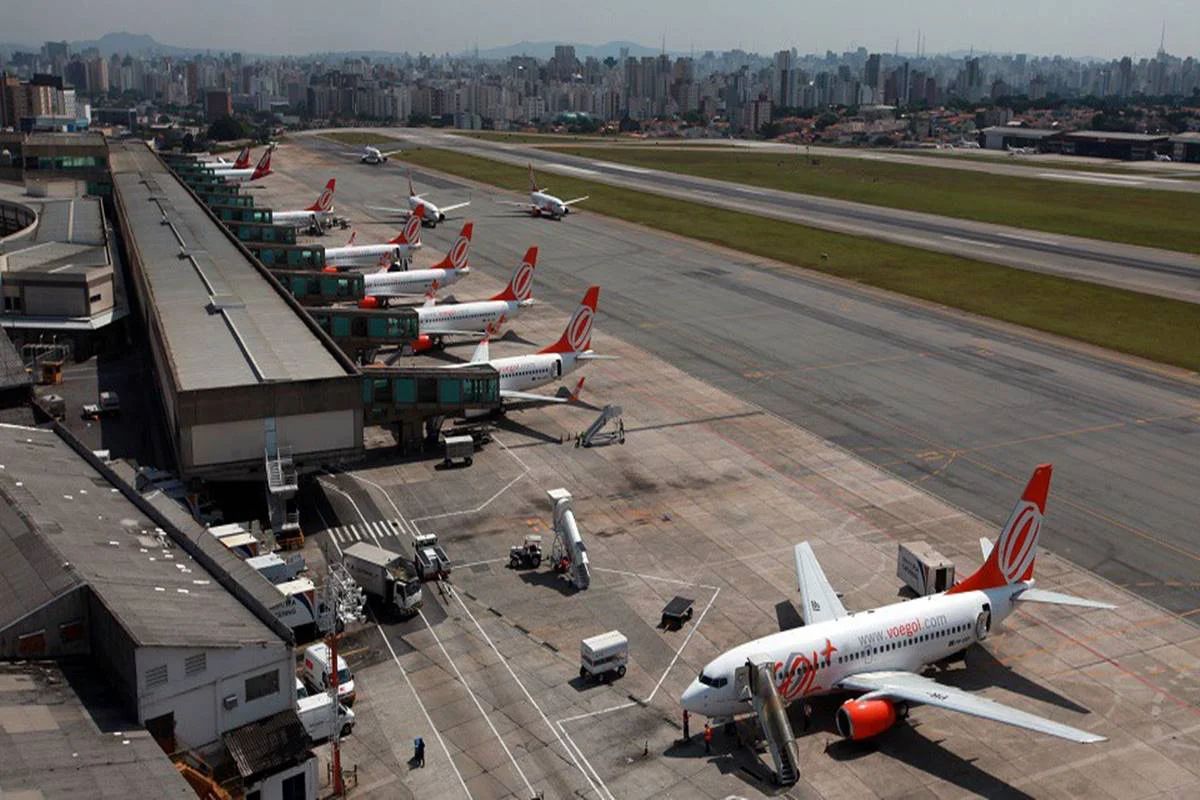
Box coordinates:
[339,129,1200,303]
[283,142,1200,619]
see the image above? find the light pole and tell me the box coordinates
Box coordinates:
[325,562,366,797]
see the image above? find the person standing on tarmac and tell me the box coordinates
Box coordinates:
[414,736,425,767]
[703,721,713,754]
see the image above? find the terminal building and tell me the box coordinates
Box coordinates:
[979,126,1063,152]
[1170,132,1200,163]
[1060,130,1171,160]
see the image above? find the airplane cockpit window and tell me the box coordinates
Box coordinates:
[697,672,727,688]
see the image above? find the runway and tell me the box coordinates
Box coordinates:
[276,140,1200,620]
[326,129,1200,304]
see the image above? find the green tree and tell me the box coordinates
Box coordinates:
[758,121,782,139]
[206,114,245,142]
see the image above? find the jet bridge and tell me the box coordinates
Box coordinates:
[736,659,799,786]
[548,488,590,590]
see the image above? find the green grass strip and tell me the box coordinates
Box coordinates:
[549,146,1200,255]
[395,146,1200,372]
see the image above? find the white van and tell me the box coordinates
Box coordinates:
[301,644,356,706]
[297,692,355,742]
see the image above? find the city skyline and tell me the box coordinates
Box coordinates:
[4,0,1199,61]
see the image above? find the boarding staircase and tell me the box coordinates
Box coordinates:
[575,404,624,448]
[549,488,590,590]
[739,659,799,786]
[264,420,302,547]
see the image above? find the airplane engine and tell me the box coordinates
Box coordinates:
[322,266,339,273]
[411,335,434,354]
[357,296,381,310]
[835,697,899,740]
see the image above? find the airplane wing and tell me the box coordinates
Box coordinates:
[794,542,848,626]
[437,200,471,214]
[979,538,1115,609]
[837,670,1106,744]
[562,196,589,206]
[497,200,535,208]
[500,388,569,404]
[380,149,405,158]
[576,353,619,361]
[419,327,486,338]
[339,151,366,157]
[367,205,414,216]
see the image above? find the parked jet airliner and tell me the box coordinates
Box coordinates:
[271,179,337,227]
[211,149,273,183]
[357,221,473,304]
[409,246,537,346]
[322,206,424,270]
[682,464,1113,745]
[500,164,588,220]
[367,171,470,228]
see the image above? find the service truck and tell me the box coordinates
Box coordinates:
[297,692,356,742]
[580,630,628,682]
[343,542,422,616]
[412,532,451,581]
[897,541,956,596]
[271,578,332,639]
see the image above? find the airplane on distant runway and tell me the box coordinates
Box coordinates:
[448,285,614,410]
[322,205,424,270]
[500,164,589,220]
[203,146,252,169]
[341,144,404,165]
[404,246,537,348]
[1006,145,1037,156]
[356,221,473,305]
[271,178,337,227]
[367,171,471,228]
[682,463,1113,746]
[211,149,273,183]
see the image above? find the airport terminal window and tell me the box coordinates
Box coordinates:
[245,669,279,702]
[393,377,416,404]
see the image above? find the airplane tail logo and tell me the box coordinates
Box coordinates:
[391,205,424,245]
[233,146,251,169]
[434,222,473,270]
[251,149,272,179]
[492,247,537,302]
[528,163,540,192]
[949,464,1051,594]
[540,286,599,354]
[308,179,336,212]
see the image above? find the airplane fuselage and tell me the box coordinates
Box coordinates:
[417,299,524,336]
[364,267,467,298]
[272,208,334,226]
[493,351,582,394]
[323,243,418,268]
[682,586,1017,720]
[530,190,569,219]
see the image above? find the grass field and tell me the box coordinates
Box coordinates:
[549,146,1200,254]
[396,146,1200,371]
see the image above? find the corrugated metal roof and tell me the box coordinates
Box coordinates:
[1063,130,1171,142]
[0,661,195,799]
[222,708,311,778]
[0,424,282,648]
[109,142,350,391]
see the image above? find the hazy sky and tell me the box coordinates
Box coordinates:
[6,0,1198,59]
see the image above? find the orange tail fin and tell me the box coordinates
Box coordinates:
[491,247,537,301]
[539,286,599,354]
[432,222,473,270]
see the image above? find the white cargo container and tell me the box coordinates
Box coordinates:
[580,630,628,682]
[246,552,304,584]
[897,541,956,596]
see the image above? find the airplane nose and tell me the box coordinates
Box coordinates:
[681,679,705,713]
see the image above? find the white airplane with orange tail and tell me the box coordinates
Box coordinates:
[357,221,473,305]
[682,464,1114,745]
[204,146,252,169]
[500,164,588,220]
[367,171,470,228]
[211,149,273,183]
[449,285,615,408]
[272,178,337,226]
[410,246,537,348]
[322,205,424,270]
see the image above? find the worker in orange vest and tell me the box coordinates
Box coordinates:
[703,720,713,754]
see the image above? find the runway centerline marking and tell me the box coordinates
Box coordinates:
[941,234,1002,249]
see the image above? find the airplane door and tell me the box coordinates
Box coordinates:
[554,358,562,379]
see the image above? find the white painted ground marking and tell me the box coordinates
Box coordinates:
[1035,172,1147,187]
[941,234,1002,249]
[418,606,535,797]
[550,163,601,176]
[595,161,652,174]
[557,720,617,800]
[994,231,1062,245]
[645,587,720,704]
[446,583,603,797]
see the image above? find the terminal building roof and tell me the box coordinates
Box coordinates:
[108,141,351,391]
[0,422,282,649]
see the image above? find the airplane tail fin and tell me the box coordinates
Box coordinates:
[250,149,272,180]
[389,205,424,245]
[307,179,336,212]
[948,465,1051,594]
[233,146,251,169]
[528,163,540,192]
[432,222,473,270]
[539,286,599,354]
[569,377,585,402]
[490,247,537,302]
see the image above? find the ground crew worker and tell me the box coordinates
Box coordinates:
[703,721,713,754]
[682,709,690,741]
[414,736,425,767]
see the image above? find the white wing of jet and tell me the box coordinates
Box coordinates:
[794,542,848,626]
[500,388,570,404]
[978,538,1115,610]
[437,200,471,214]
[561,196,589,206]
[837,670,1106,744]
[367,205,414,215]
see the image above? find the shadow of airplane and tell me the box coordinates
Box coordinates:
[774,601,805,632]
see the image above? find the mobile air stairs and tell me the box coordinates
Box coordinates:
[737,659,800,786]
[265,421,303,548]
[548,488,590,590]
[575,404,624,448]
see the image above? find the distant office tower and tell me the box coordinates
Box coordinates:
[773,50,796,107]
[865,53,881,93]
[205,89,232,122]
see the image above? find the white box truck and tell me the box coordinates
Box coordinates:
[897,541,956,596]
[297,692,355,743]
[580,631,628,682]
[272,578,332,639]
[343,542,422,616]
